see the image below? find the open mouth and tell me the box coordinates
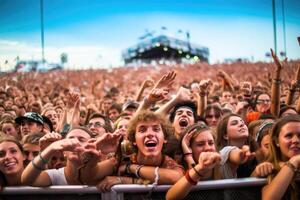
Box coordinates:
[145,140,157,148]
[179,118,188,127]
[4,162,16,168]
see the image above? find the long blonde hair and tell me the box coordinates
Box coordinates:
[267,114,300,200]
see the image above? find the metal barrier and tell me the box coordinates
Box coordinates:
[0,178,272,200]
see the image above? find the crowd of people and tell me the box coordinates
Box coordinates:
[0,49,299,200]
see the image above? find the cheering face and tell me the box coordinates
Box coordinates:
[256,94,271,113]
[191,130,216,162]
[226,116,249,140]
[134,121,166,158]
[173,107,195,135]
[0,142,24,176]
[278,122,300,161]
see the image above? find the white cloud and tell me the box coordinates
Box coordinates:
[0,40,124,71]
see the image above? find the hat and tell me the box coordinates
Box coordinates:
[122,100,139,111]
[15,112,44,125]
[42,115,54,132]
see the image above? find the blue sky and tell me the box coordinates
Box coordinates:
[0,0,299,69]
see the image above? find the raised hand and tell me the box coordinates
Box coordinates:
[39,132,62,151]
[142,79,155,89]
[82,140,102,166]
[154,71,176,90]
[92,133,122,155]
[66,92,80,110]
[49,138,83,152]
[175,86,191,102]
[181,129,194,155]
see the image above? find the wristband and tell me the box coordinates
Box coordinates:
[39,153,49,164]
[185,170,197,185]
[31,159,44,171]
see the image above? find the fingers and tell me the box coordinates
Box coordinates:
[256,162,274,177]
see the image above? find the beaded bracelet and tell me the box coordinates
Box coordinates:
[153,167,160,187]
[285,161,299,173]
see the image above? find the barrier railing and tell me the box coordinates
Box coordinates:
[0,178,269,200]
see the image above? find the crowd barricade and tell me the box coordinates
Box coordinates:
[1,177,270,200]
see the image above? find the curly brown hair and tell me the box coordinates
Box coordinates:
[127,111,174,153]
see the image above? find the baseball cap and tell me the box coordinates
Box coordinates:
[15,112,44,125]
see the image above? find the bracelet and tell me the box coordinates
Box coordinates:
[135,165,143,178]
[285,161,299,173]
[153,167,159,187]
[183,152,193,157]
[31,159,44,171]
[185,170,197,185]
[272,79,281,84]
[39,153,49,164]
[191,163,204,178]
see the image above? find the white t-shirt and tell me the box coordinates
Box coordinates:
[220,146,239,179]
[45,167,68,185]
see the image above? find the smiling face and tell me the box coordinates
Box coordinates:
[278,122,300,161]
[0,141,24,176]
[226,116,249,141]
[134,121,166,158]
[173,107,195,136]
[191,130,216,162]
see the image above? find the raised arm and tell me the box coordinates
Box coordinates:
[135,79,154,102]
[135,71,176,115]
[286,63,300,105]
[155,86,191,117]
[270,48,285,117]
[197,79,211,118]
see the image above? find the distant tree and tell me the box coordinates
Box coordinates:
[60,53,68,65]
